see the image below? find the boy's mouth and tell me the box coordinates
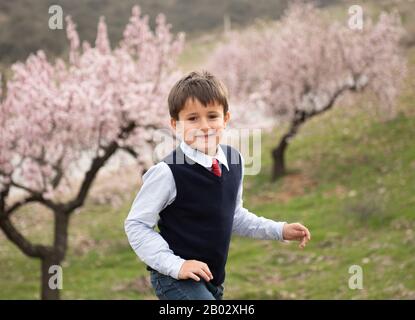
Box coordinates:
[194,131,217,139]
[196,133,216,138]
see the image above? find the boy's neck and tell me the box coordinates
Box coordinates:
[182,141,219,158]
[197,146,219,158]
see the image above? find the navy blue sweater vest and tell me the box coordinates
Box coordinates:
[157,144,242,286]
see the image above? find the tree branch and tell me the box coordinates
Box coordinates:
[120,145,138,158]
[64,121,152,213]
[9,180,57,210]
[0,216,51,258]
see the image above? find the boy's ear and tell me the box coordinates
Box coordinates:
[170,117,177,130]
[224,111,230,127]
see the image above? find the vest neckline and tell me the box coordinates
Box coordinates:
[177,147,225,182]
[184,153,224,182]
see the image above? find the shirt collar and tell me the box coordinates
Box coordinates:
[179,140,229,171]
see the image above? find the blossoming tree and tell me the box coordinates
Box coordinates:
[0,6,184,299]
[208,3,407,181]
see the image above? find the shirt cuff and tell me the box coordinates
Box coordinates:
[169,258,186,280]
[275,221,288,242]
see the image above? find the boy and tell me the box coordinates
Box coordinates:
[124,71,311,300]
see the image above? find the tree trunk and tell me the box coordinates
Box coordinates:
[271,115,305,182]
[271,135,289,181]
[270,86,350,182]
[40,211,69,300]
[41,254,62,300]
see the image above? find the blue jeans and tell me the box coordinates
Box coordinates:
[150,270,224,300]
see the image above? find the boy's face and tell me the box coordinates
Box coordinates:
[171,97,230,156]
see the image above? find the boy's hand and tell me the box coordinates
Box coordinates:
[178,260,214,282]
[283,223,311,249]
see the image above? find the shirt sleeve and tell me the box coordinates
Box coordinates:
[124,161,185,279]
[232,152,287,241]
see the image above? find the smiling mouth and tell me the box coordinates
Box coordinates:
[195,133,216,138]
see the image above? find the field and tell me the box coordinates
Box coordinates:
[1,1,414,299]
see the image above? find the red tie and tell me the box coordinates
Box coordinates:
[211,158,222,177]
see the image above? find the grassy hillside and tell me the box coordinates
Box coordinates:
[1,1,415,299]
[1,45,414,299]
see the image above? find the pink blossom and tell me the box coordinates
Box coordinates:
[0,5,184,198]
[208,3,407,127]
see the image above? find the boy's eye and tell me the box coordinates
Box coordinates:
[186,115,219,121]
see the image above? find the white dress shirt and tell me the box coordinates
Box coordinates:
[124,140,286,280]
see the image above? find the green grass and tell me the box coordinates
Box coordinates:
[229,108,415,299]
[1,30,415,302]
[1,90,414,299]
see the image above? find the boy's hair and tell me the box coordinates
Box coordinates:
[168,70,229,120]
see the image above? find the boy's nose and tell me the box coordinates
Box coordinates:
[199,118,211,131]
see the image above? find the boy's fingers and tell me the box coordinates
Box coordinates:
[299,238,306,249]
[294,223,305,230]
[188,273,200,282]
[293,229,305,239]
[305,227,311,240]
[295,224,311,241]
[202,265,213,279]
[196,269,211,282]
[300,235,309,248]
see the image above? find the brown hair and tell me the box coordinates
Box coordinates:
[168,70,229,120]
